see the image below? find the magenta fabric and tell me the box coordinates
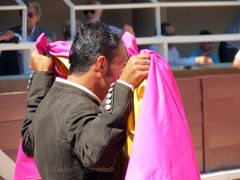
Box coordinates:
[121,32,139,57]
[13,34,71,180]
[13,139,40,180]
[122,32,200,180]
[36,33,71,78]
[36,33,71,57]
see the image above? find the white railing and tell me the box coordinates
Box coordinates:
[0,0,33,75]
[137,34,240,59]
[0,0,27,41]
[0,42,35,51]
[0,43,35,75]
[0,1,240,73]
[63,0,240,59]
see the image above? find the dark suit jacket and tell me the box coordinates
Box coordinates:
[22,73,133,180]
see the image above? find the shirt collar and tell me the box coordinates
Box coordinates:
[27,26,36,41]
[56,77,101,104]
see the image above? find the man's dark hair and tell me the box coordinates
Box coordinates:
[161,22,173,36]
[69,22,121,74]
[199,30,212,35]
[28,2,41,16]
[19,1,41,18]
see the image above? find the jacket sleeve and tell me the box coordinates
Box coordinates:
[73,82,133,170]
[22,71,55,157]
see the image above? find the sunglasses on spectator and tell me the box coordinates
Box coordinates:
[28,13,35,18]
[83,10,95,15]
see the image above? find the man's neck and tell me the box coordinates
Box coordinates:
[67,73,100,99]
[58,76,101,103]
[27,26,35,35]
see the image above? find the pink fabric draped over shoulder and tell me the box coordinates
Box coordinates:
[122,32,200,180]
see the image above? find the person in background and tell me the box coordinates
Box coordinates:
[62,20,82,41]
[233,49,240,69]
[188,30,219,64]
[22,22,150,180]
[149,22,213,67]
[219,10,240,63]
[10,1,56,42]
[83,0,134,37]
[0,1,56,75]
[0,31,17,42]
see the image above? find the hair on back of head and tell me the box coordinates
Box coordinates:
[199,30,212,35]
[24,1,41,16]
[86,0,101,5]
[161,22,173,36]
[69,22,121,74]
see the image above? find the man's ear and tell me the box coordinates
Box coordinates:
[96,55,108,75]
[36,15,41,23]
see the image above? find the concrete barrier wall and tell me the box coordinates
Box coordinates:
[177,77,204,172]
[0,92,26,162]
[0,72,240,174]
[202,75,240,172]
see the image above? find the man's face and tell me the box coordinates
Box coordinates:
[105,43,128,84]
[83,9,102,23]
[98,42,128,99]
[165,25,176,49]
[200,42,214,53]
[27,5,40,31]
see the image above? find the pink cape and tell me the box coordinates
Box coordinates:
[122,32,200,180]
[13,139,40,180]
[35,33,70,57]
[14,34,71,179]
[36,33,71,79]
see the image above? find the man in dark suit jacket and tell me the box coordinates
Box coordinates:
[0,1,55,75]
[22,22,150,180]
[11,1,56,42]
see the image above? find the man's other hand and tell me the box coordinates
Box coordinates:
[29,50,54,72]
[120,54,150,88]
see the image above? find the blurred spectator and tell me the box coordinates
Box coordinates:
[11,1,56,42]
[62,20,82,41]
[83,0,102,23]
[233,50,240,69]
[219,10,240,63]
[150,22,212,66]
[188,30,219,64]
[123,24,135,36]
[83,0,134,37]
[0,31,17,42]
[0,1,56,75]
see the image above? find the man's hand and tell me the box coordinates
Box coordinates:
[29,50,54,72]
[196,56,213,65]
[199,50,213,57]
[120,54,150,88]
[123,24,135,36]
[0,31,15,41]
[233,57,240,69]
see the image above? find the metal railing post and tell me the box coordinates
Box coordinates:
[63,0,76,40]
[15,0,27,41]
